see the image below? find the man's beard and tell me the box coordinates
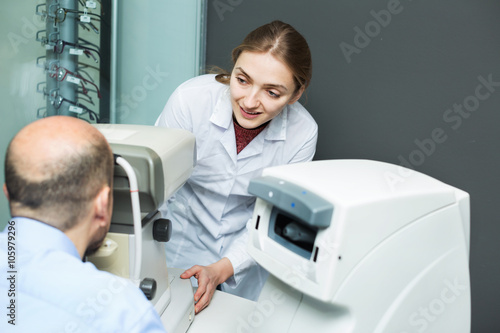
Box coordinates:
[84,225,108,258]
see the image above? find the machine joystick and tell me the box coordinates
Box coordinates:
[153,218,172,242]
[140,278,157,300]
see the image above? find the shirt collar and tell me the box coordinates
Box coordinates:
[6,216,81,260]
[210,86,288,141]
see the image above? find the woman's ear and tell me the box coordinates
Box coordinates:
[288,86,306,105]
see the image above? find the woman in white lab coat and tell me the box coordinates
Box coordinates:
[155,20,318,314]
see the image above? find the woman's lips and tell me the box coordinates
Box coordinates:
[240,106,260,119]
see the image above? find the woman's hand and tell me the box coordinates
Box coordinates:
[180,257,234,314]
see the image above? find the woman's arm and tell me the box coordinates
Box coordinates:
[180,258,234,314]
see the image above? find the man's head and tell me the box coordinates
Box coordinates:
[4,116,114,256]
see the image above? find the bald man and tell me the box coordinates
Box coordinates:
[0,116,166,332]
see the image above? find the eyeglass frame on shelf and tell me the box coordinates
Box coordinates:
[53,39,100,63]
[48,64,102,99]
[51,93,100,122]
[54,7,102,24]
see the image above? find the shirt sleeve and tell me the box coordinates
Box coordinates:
[155,84,193,132]
[129,306,167,333]
[223,218,256,287]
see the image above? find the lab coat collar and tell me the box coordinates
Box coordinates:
[235,108,288,161]
[210,87,233,129]
[265,106,288,141]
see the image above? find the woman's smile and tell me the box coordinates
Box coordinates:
[240,106,261,118]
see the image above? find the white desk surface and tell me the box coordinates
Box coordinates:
[187,290,256,332]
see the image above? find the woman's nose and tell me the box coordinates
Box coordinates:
[243,90,260,109]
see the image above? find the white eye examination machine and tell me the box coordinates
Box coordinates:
[245,160,470,333]
[88,124,197,333]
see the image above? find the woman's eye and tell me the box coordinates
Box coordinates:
[237,77,247,84]
[268,91,280,98]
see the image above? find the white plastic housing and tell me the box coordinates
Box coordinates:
[247,159,470,332]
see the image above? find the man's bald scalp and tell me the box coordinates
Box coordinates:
[4,116,113,230]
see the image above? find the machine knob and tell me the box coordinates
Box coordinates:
[140,278,157,300]
[153,218,172,242]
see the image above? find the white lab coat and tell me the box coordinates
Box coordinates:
[155,74,318,300]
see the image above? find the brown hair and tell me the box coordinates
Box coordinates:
[215,20,312,93]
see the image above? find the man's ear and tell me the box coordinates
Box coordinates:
[93,186,111,227]
[288,85,306,105]
[3,184,9,201]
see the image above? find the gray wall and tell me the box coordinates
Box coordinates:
[206,0,499,332]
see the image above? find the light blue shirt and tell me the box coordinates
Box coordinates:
[0,217,166,333]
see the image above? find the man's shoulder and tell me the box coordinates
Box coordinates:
[12,247,145,303]
[12,252,163,331]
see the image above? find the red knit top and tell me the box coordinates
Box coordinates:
[233,119,269,154]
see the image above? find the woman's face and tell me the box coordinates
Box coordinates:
[230,51,304,129]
